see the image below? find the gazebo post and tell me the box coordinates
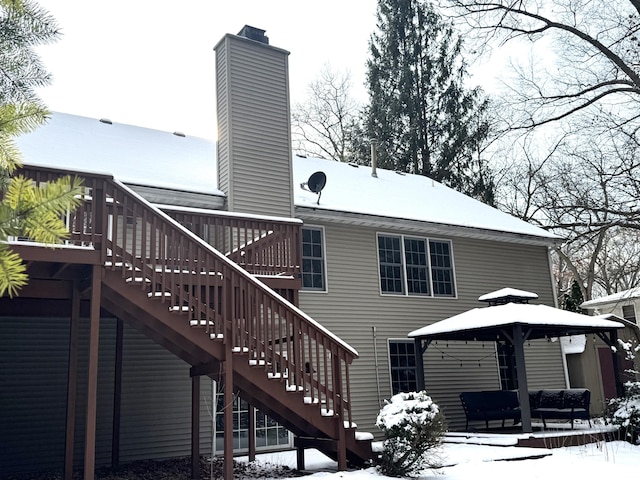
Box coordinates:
[415,338,426,392]
[512,324,532,433]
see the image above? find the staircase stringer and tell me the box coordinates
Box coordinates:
[95,178,370,464]
[17,164,370,466]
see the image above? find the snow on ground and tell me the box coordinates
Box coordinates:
[237,440,640,479]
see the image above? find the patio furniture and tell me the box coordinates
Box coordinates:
[460,390,521,430]
[529,389,591,428]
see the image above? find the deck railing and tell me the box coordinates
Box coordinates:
[18,164,357,430]
[159,205,302,278]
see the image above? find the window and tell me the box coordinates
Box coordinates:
[405,238,429,295]
[378,235,404,294]
[301,227,326,291]
[377,234,455,297]
[622,305,636,324]
[389,340,418,394]
[214,395,291,452]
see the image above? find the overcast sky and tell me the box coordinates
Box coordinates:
[36,1,379,140]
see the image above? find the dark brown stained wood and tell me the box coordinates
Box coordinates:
[2,164,370,475]
[84,265,102,480]
[11,243,102,265]
[191,375,200,480]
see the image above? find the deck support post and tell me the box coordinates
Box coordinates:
[224,334,234,479]
[64,281,81,480]
[248,403,256,462]
[191,375,201,480]
[84,266,102,480]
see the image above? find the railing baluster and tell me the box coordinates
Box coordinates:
[19,165,358,448]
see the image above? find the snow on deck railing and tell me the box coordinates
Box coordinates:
[18,164,357,429]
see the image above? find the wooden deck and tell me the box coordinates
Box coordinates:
[445,422,621,449]
[3,165,372,479]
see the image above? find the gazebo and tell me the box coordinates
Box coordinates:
[408,289,625,433]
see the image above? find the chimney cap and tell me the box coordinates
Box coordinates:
[237,25,269,44]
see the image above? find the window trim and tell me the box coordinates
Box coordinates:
[376,232,457,299]
[387,338,419,395]
[301,225,328,293]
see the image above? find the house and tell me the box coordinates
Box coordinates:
[569,289,640,409]
[1,26,570,477]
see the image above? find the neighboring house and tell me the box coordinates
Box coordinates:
[1,26,569,476]
[570,289,640,410]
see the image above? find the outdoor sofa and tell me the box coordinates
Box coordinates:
[460,388,591,430]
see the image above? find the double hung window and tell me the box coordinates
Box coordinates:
[388,339,418,394]
[301,227,326,291]
[377,234,455,297]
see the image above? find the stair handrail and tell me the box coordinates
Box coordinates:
[107,177,358,429]
[19,164,359,431]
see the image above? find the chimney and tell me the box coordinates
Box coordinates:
[371,139,378,178]
[214,27,294,217]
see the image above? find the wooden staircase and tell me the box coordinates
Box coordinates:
[17,165,373,470]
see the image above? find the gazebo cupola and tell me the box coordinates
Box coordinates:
[478,288,539,306]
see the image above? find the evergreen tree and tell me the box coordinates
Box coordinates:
[0,0,83,297]
[365,0,494,203]
[561,280,585,313]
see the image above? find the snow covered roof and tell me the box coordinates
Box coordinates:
[15,112,221,196]
[408,303,624,341]
[293,156,558,242]
[478,288,539,302]
[16,113,558,242]
[580,287,640,309]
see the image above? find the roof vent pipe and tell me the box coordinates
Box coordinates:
[371,139,378,178]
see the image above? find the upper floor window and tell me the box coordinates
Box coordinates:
[377,234,455,297]
[622,304,636,324]
[301,227,326,291]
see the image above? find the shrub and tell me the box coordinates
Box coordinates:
[375,391,446,477]
[608,381,640,444]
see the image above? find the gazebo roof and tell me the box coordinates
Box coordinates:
[408,303,625,342]
[478,288,538,304]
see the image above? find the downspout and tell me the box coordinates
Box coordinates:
[372,326,382,407]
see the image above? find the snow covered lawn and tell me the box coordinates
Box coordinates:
[237,440,640,479]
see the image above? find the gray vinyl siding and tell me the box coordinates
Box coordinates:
[0,317,116,474]
[0,317,218,475]
[215,34,293,218]
[298,222,563,435]
[118,326,218,463]
[216,39,230,197]
[119,326,194,462]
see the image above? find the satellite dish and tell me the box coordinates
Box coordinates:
[307,171,326,193]
[300,171,327,205]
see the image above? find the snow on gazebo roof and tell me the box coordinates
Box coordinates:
[408,303,624,342]
[478,288,539,303]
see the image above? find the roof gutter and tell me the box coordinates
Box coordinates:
[295,206,560,247]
